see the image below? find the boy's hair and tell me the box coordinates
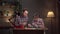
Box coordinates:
[34,13,40,17]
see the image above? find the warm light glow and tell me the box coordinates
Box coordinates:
[4,14,7,16]
[47,11,55,17]
[4,13,12,16]
[4,10,13,16]
[8,13,12,16]
[6,19,10,22]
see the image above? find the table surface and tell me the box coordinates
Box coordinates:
[13,28,48,30]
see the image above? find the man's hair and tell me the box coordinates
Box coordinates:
[22,8,28,13]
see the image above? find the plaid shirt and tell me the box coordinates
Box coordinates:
[28,18,44,28]
[9,15,28,26]
[14,16,28,26]
[20,16,28,25]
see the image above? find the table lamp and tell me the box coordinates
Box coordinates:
[47,11,55,18]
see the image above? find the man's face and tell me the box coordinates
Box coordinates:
[23,10,28,16]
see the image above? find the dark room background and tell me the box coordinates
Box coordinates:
[21,0,59,34]
[0,0,59,34]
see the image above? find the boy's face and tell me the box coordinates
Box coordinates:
[34,16,39,19]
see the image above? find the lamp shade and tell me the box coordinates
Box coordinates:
[47,11,55,17]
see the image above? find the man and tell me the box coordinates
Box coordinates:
[20,9,28,27]
[9,9,29,28]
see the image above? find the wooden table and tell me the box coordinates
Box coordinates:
[13,28,48,34]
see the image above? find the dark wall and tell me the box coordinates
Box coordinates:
[58,0,60,34]
[22,0,45,23]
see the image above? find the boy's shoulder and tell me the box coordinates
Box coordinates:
[38,18,43,20]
